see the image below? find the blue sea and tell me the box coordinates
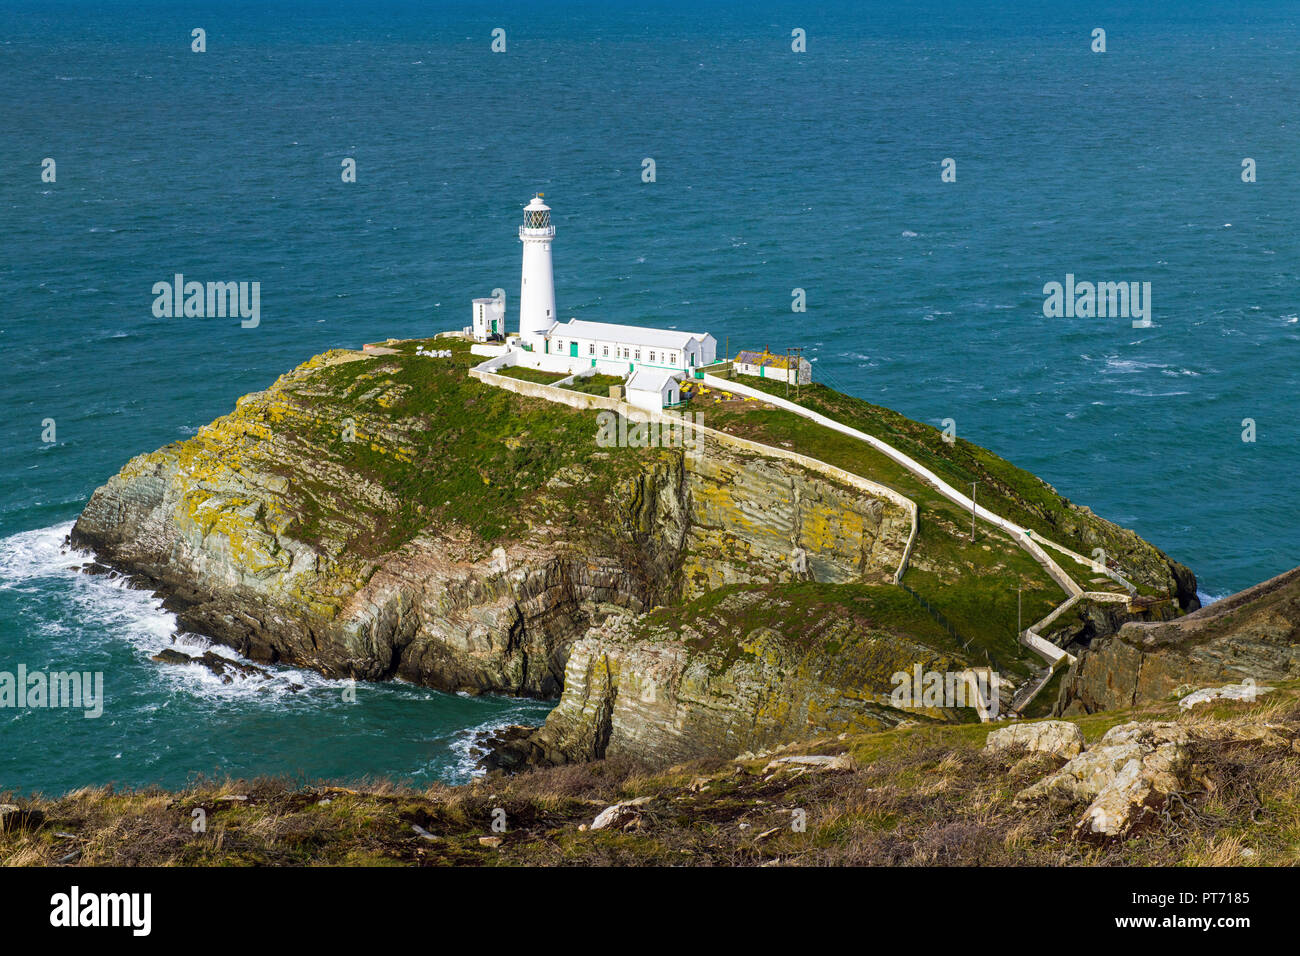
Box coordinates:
[2,0,1297,795]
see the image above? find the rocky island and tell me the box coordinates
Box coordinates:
[69,336,1198,767]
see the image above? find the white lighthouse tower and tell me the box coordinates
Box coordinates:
[518,193,557,349]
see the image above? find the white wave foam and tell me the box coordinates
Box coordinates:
[446,704,550,783]
[1102,357,1168,374]
[0,522,342,704]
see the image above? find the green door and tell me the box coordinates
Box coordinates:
[569,342,578,357]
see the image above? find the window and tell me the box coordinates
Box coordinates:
[670,353,677,365]
[634,350,641,361]
[602,346,609,357]
[556,340,563,351]
[589,343,595,355]
[650,351,657,363]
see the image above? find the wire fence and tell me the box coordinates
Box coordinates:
[899,580,1000,672]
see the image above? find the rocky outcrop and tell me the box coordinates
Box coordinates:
[70,341,1200,768]
[1179,682,1274,710]
[151,647,286,686]
[1014,721,1194,838]
[1055,565,1300,715]
[71,346,909,699]
[984,720,1084,759]
[1011,717,1297,839]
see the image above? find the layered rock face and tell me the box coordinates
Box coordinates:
[1056,565,1300,715]
[71,346,908,699]
[496,584,973,768]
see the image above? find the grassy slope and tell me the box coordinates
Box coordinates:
[630,580,989,695]
[7,681,1297,866]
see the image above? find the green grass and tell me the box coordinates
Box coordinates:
[637,580,971,660]
[727,377,1184,595]
[275,338,652,555]
[562,373,625,396]
[494,366,572,385]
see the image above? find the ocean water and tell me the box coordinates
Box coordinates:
[2,0,1298,794]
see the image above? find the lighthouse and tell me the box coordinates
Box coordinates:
[518,193,557,349]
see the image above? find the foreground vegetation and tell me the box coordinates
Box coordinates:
[6,682,1296,866]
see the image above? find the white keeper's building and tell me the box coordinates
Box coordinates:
[540,318,715,375]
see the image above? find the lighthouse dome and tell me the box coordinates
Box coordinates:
[522,194,552,231]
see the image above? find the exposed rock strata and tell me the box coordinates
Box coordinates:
[490,586,972,768]
[1056,565,1300,715]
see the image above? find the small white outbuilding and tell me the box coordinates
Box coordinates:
[625,367,685,412]
[471,296,505,341]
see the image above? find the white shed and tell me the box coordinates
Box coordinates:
[472,297,505,341]
[625,367,685,411]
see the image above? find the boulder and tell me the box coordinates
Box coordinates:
[590,796,655,832]
[1179,682,1274,710]
[984,720,1084,759]
[762,753,857,774]
[1056,565,1300,715]
[1015,721,1193,838]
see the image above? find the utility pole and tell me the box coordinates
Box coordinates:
[786,346,805,401]
[970,481,977,541]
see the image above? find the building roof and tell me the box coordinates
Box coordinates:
[549,319,711,351]
[625,366,685,394]
[734,349,804,369]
